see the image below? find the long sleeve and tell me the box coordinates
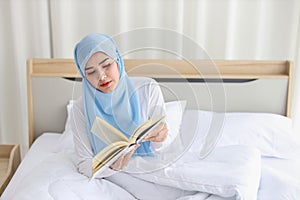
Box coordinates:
[130,77,176,152]
[71,97,118,178]
[145,79,175,152]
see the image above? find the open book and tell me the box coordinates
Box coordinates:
[91,115,165,178]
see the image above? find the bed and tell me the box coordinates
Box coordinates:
[2,59,300,200]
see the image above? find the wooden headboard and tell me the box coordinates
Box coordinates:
[27,59,293,146]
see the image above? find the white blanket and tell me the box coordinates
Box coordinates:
[107,145,261,200]
[1,134,135,200]
[3,143,261,200]
[5,150,136,200]
[3,110,300,200]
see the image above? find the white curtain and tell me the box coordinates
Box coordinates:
[0,0,51,156]
[1,0,299,156]
[293,16,300,137]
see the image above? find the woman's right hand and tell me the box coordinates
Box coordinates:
[109,144,140,171]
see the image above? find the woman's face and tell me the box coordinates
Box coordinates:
[85,51,120,93]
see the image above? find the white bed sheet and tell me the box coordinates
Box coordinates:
[2,110,300,200]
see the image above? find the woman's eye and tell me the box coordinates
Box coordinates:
[103,63,111,68]
[87,71,95,76]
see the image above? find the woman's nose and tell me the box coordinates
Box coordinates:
[98,70,107,80]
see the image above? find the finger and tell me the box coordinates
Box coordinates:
[127,144,140,156]
[110,155,123,171]
[142,133,158,142]
[143,126,166,141]
[147,128,168,142]
[142,123,166,142]
[122,144,139,161]
[158,122,167,131]
[121,144,140,168]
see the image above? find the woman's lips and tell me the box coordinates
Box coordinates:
[99,81,112,87]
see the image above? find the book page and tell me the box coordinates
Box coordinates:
[130,115,165,143]
[91,116,129,145]
[91,141,136,179]
[92,141,129,174]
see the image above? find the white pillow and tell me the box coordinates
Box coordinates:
[52,100,76,152]
[216,112,299,158]
[165,100,187,143]
[151,100,187,152]
[53,100,187,152]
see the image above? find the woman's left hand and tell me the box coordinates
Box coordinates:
[142,122,168,142]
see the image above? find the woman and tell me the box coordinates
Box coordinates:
[72,33,170,178]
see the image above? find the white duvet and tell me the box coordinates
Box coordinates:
[108,145,261,200]
[3,138,260,200]
[2,110,300,200]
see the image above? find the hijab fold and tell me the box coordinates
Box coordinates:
[74,33,153,156]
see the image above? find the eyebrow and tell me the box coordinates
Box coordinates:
[85,58,109,71]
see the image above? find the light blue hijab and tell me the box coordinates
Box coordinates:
[74,33,153,156]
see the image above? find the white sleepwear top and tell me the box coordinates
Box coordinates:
[71,77,171,178]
